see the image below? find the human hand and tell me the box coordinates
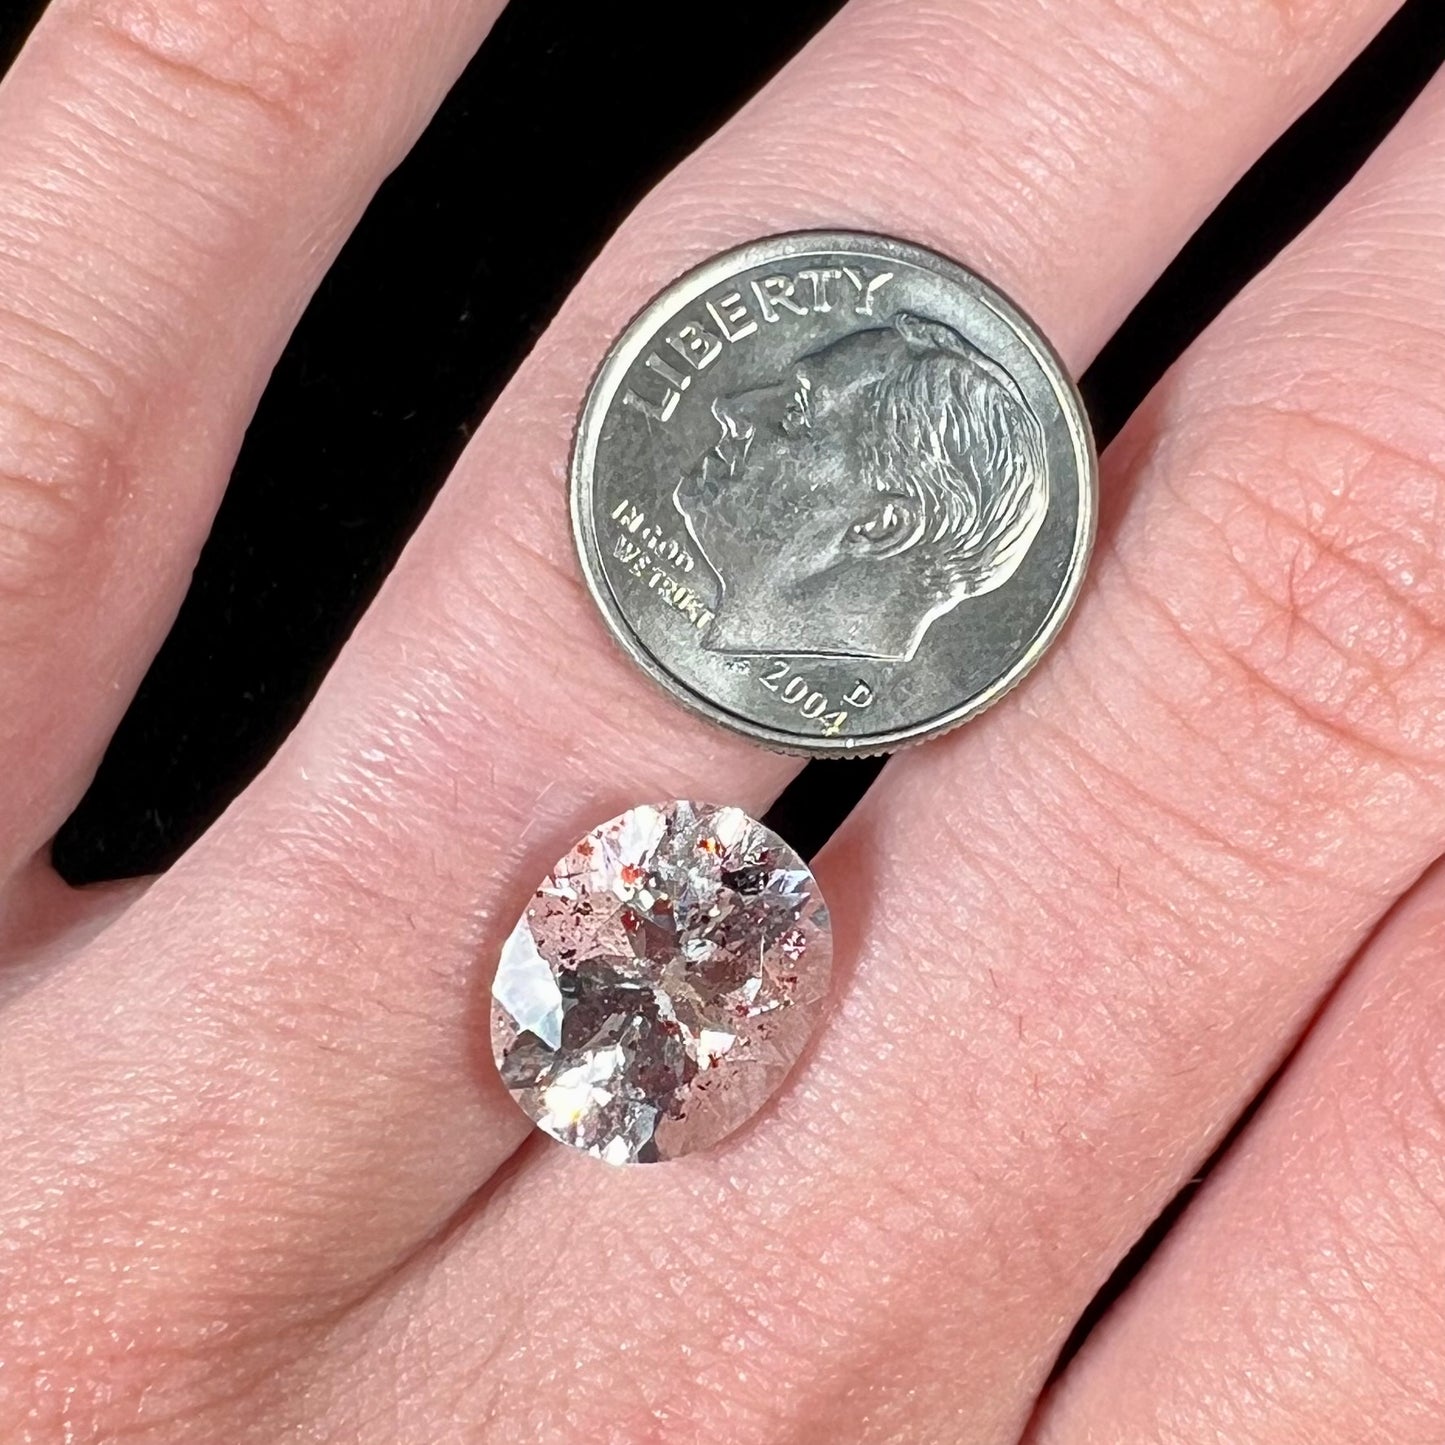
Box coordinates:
[2,1,1444,1441]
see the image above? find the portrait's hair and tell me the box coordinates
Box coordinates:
[855,313,1048,597]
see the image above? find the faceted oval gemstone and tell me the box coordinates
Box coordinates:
[490,801,832,1164]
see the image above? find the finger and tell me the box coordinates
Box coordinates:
[0,0,506,885]
[42,0,1396,1430]
[324,27,1445,1445]
[0,860,139,1006]
[1029,861,1445,1445]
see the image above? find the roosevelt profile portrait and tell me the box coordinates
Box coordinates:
[673,311,1049,661]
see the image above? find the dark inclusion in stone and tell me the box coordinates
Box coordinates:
[490,801,832,1164]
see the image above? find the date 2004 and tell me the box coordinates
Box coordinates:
[758,659,874,738]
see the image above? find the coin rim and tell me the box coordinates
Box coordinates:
[570,230,1099,757]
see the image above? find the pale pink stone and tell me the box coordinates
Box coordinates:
[490,801,832,1164]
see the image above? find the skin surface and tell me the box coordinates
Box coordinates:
[2,0,1445,1440]
[1031,861,1445,1443]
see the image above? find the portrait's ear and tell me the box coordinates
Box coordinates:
[846,493,922,558]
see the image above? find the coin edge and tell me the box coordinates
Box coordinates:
[568,229,1099,759]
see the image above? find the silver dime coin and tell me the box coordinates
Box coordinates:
[571,231,1097,756]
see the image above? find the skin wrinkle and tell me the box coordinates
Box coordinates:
[945,780,1212,1036]
[675,0,1304,355]
[1019,735,1342,1014]
[6,1217,335,1441]
[85,0,365,128]
[50,1325,326,1445]
[876,62,1087,290]
[0,341,124,499]
[452,509,594,648]
[31,64,282,286]
[1078,463,1437,864]
[1088,540,1377,837]
[1273,1206,1432,1424]
[290,601,775,867]
[1224,371,1445,481]
[1033,696,1280,881]
[1032,890,1445,1444]
[431,1140,958,1438]
[1157,464,1445,770]
[1100,380,1445,777]
[342,1273,516,1444]
[1044,575,1414,888]
[44,100,259,266]
[0,289,130,418]
[0,278,129,397]
[0,94,197,612]
[1162,479,1441,768]
[0,440,126,616]
[1063,10,1223,125]
[880,759,1269,1093]
[0,268,157,409]
[1372,1065,1445,1258]
[1290,303,1445,362]
[1,901,485,1387]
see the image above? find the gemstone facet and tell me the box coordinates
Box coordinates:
[490,801,832,1164]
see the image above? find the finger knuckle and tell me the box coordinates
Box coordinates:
[1114,0,1347,69]
[1133,391,1445,773]
[0,392,126,623]
[79,0,363,130]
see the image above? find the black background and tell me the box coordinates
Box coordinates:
[0,0,1436,879]
[3,0,1445,1381]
